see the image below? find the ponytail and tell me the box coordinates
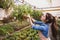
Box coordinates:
[51,17,57,40]
[46,13,58,40]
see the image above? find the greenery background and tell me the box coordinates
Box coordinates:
[0,0,60,40]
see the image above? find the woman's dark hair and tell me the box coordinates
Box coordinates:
[46,13,57,40]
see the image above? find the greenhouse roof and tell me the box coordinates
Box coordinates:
[14,0,60,9]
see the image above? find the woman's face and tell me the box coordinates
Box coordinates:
[40,15,46,21]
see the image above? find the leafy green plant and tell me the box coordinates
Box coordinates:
[0,0,14,9]
[3,27,39,40]
[31,10,43,21]
[0,28,7,36]
[12,4,42,21]
[12,5,33,21]
[0,24,14,36]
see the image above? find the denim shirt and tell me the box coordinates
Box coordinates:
[32,20,49,38]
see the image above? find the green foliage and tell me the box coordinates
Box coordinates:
[31,10,43,21]
[12,5,33,21]
[0,28,7,36]
[0,24,14,36]
[3,28,39,40]
[0,2,42,40]
[0,0,14,9]
[0,21,29,36]
[12,5,42,21]
[9,21,30,31]
[57,20,60,31]
[58,20,60,24]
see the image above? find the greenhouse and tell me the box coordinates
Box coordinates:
[0,0,60,40]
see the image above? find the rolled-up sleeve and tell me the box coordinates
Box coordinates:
[32,25,45,31]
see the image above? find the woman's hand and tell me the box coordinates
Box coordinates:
[27,14,30,18]
[26,14,34,25]
[31,18,36,22]
[26,14,36,23]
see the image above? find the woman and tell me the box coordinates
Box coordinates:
[27,13,58,40]
[46,13,58,40]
